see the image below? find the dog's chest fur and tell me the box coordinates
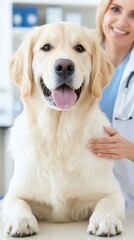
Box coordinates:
[9,106,114,222]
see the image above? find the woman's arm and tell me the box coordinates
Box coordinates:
[87,127,134,162]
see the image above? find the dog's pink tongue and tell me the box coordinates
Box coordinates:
[52,85,77,109]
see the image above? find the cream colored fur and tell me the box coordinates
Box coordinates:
[2,22,125,237]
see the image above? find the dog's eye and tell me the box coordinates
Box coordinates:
[75,44,85,53]
[41,44,51,51]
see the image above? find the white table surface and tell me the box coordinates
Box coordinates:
[0,201,134,240]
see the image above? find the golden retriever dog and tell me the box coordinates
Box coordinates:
[2,22,125,237]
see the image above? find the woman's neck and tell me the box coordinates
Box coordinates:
[104,42,132,67]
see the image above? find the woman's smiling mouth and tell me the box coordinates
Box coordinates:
[112,27,128,35]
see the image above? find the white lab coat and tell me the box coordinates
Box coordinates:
[112,47,134,208]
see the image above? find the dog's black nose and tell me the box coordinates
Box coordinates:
[54,59,75,78]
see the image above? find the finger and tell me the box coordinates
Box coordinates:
[89,138,109,144]
[89,137,117,145]
[96,152,120,160]
[104,127,117,136]
[90,147,119,154]
[89,143,120,152]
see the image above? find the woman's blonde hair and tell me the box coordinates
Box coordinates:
[96,0,112,43]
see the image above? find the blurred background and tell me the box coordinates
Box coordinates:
[0,0,99,198]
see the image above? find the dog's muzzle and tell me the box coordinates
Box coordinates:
[40,59,82,110]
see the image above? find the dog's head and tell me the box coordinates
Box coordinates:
[9,22,114,110]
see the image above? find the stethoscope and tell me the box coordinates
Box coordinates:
[115,71,134,121]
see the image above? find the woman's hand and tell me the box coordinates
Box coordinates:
[87,126,134,162]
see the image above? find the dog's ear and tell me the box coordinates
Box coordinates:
[9,34,34,98]
[90,39,114,98]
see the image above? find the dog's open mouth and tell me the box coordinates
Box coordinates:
[40,78,82,109]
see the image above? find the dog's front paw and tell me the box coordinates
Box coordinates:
[5,214,39,237]
[87,214,123,237]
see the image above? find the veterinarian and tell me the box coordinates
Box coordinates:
[87,0,134,208]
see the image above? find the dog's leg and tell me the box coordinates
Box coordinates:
[2,196,39,237]
[87,192,125,237]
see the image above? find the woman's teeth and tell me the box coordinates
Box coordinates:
[113,27,127,35]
